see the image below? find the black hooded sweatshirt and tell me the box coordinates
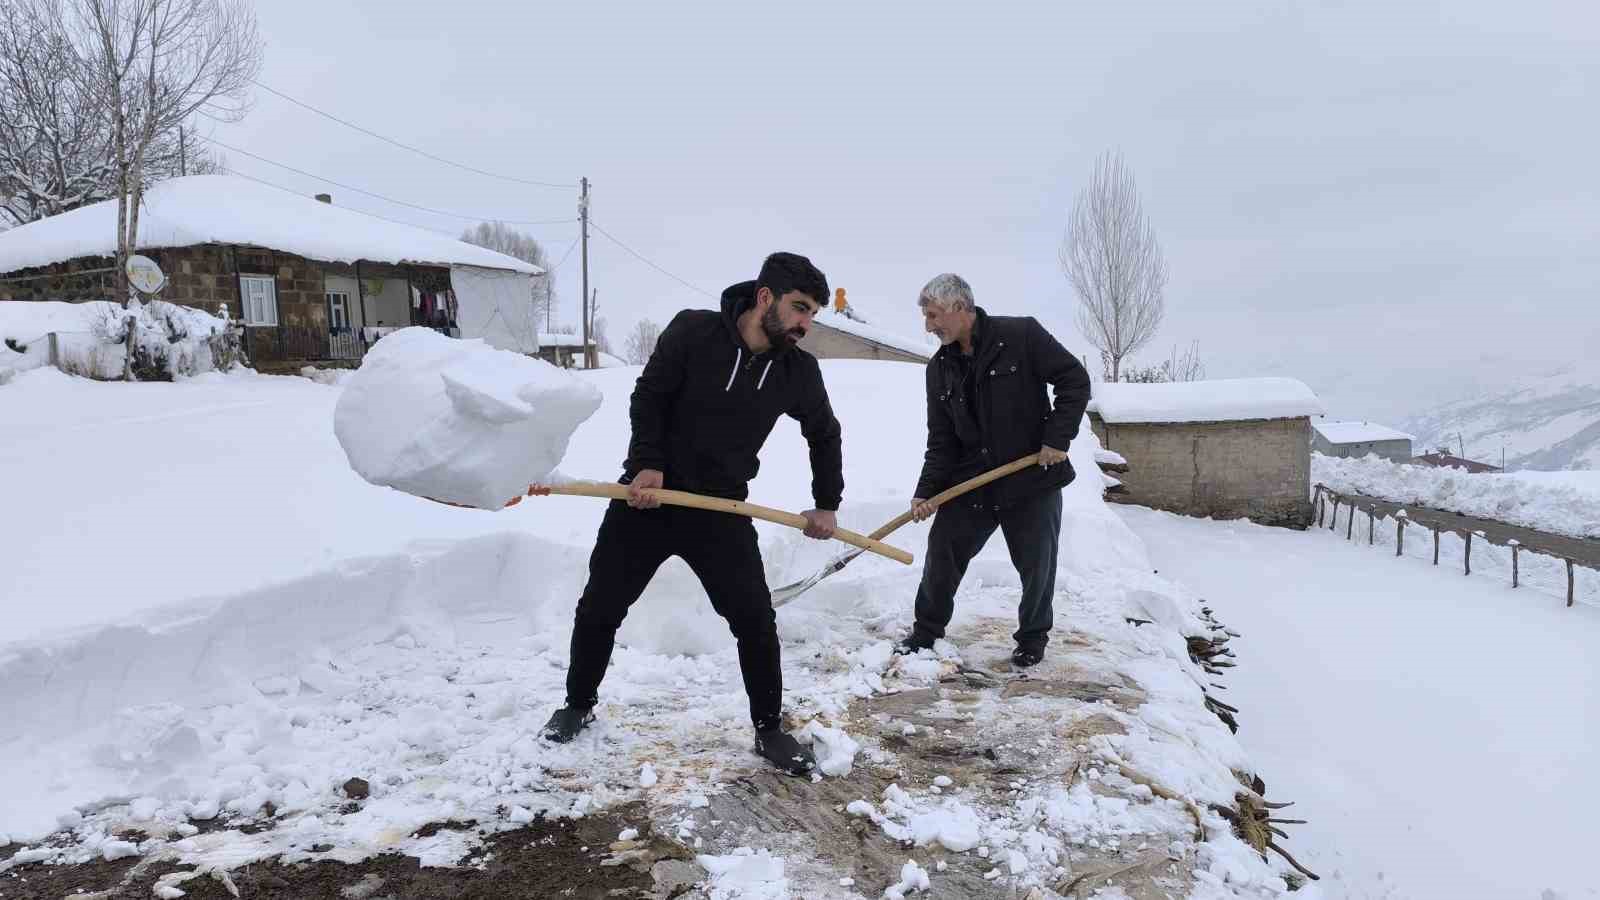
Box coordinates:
[623,281,844,511]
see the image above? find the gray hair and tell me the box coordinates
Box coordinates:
[917,273,975,312]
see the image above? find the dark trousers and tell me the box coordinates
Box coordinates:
[565,501,783,731]
[912,489,1063,650]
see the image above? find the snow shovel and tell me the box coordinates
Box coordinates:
[770,452,1042,606]
[517,481,914,565]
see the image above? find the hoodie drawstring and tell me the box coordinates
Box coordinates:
[725,348,775,392]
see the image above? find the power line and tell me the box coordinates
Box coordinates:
[251,79,574,190]
[219,165,576,244]
[589,219,714,298]
[548,237,580,272]
[198,135,577,228]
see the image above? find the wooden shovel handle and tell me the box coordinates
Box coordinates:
[530,481,914,565]
[868,453,1042,540]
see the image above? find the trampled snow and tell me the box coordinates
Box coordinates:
[333,327,601,509]
[1089,377,1323,424]
[2,354,1362,896]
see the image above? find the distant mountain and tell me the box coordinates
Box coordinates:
[1402,362,1600,471]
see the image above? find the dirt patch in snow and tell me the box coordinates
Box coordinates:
[0,804,666,900]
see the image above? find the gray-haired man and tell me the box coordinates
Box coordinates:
[897,274,1092,667]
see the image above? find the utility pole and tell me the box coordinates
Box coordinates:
[579,177,592,369]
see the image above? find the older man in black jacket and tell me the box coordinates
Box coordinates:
[897,273,1092,668]
[541,252,843,776]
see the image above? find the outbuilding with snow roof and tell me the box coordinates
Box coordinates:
[1088,377,1326,527]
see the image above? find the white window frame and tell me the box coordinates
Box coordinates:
[240,275,279,326]
[325,290,350,330]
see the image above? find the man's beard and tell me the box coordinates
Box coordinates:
[761,305,804,353]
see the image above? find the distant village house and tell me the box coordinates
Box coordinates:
[1311,421,1415,462]
[0,175,543,372]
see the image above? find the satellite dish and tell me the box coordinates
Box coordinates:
[126,255,166,294]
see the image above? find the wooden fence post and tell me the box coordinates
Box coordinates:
[1347,505,1355,541]
[48,332,60,368]
[1464,533,1472,576]
[1569,560,1577,608]
[1317,490,1325,528]
[1368,511,1375,545]
[1330,499,1339,532]
[1396,519,1405,557]
[1433,529,1440,565]
[1511,543,1519,588]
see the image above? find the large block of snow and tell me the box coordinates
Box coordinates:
[334,327,601,509]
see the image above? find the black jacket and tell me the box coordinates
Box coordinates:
[914,308,1092,508]
[624,282,844,510]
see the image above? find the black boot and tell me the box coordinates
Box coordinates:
[541,705,595,743]
[893,633,936,656]
[1011,645,1044,668]
[754,727,816,776]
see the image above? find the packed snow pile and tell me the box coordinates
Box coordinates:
[3,358,1318,897]
[333,326,601,509]
[0,299,236,380]
[1314,452,1600,538]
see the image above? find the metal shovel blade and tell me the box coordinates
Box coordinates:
[771,547,865,607]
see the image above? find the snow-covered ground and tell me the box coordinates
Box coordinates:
[1126,505,1600,900]
[1314,452,1600,539]
[0,357,1309,897]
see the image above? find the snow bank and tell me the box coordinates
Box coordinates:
[0,299,235,380]
[1314,453,1600,538]
[334,327,601,509]
[2,355,1305,895]
[1090,377,1323,424]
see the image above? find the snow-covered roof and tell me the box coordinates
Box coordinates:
[537,332,593,348]
[0,175,539,275]
[1314,420,1414,444]
[812,308,934,360]
[1089,377,1323,424]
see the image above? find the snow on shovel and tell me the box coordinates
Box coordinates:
[771,453,1041,606]
[333,327,912,566]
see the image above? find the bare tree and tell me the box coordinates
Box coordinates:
[0,0,115,225]
[460,221,556,327]
[623,318,660,365]
[1160,340,1204,382]
[0,1,228,226]
[67,0,260,308]
[591,315,611,356]
[1061,150,1168,382]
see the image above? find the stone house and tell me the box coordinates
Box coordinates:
[1088,378,1325,528]
[1311,421,1414,462]
[0,175,541,371]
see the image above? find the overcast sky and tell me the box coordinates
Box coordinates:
[214,0,1598,422]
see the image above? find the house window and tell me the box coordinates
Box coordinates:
[240,275,278,326]
[326,291,350,331]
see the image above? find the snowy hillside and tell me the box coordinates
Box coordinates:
[1402,360,1600,471]
[0,355,1307,898]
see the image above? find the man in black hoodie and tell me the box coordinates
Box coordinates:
[541,252,843,776]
